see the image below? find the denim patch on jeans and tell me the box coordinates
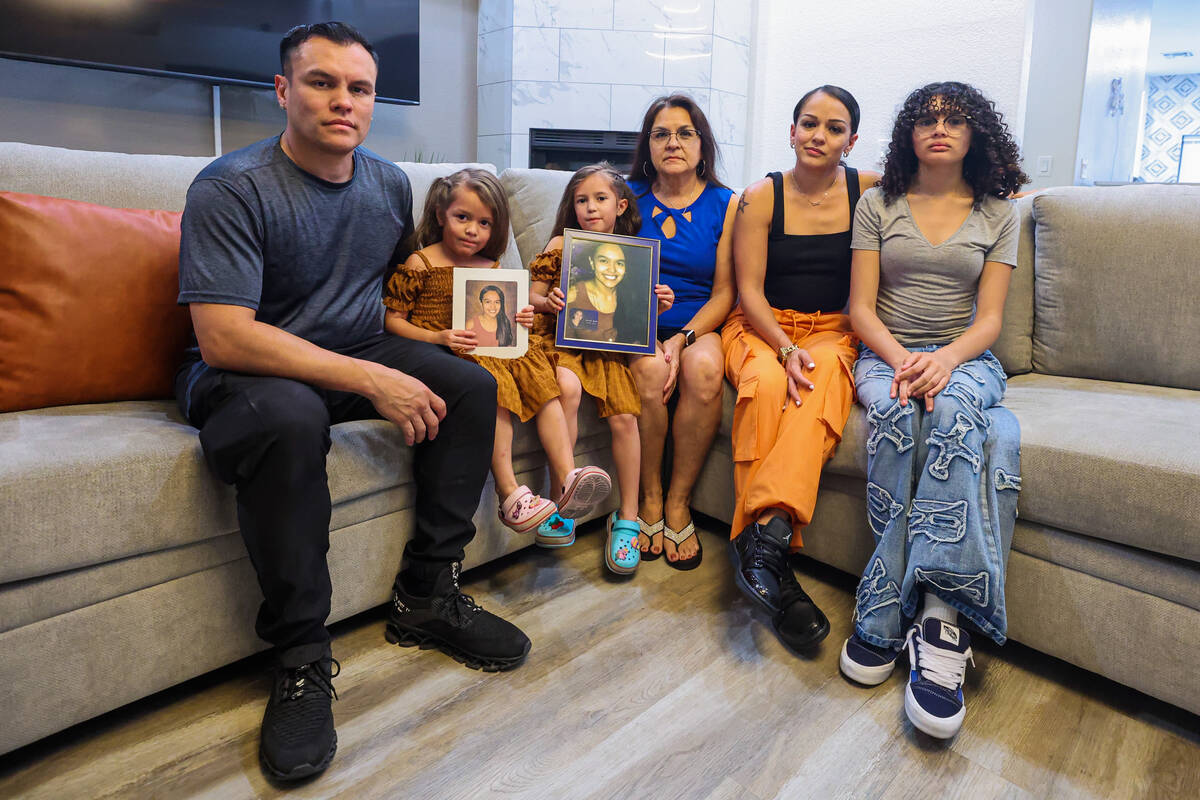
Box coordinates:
[851,344,1021,649]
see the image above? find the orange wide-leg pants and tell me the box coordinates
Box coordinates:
[721,307,857,550]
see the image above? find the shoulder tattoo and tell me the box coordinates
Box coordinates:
[737,192,749,215]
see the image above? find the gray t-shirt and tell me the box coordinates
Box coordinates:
[851,187,1018,347]
[178,136,412,355]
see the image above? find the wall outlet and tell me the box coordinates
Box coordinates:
[1037,155,1053,175]
[1079,157,1089,181]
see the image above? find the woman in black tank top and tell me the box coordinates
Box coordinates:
[722,86,880,654]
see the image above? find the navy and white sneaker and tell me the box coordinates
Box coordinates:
[839,633,900,685]
[903,618,975,739]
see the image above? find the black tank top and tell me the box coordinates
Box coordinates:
[762,167,861,313]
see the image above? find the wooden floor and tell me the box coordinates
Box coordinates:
[3,520,1198,800]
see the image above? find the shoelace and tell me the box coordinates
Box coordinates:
[445,563,483,625]
[749,527,788,575]
[777,572,810,607]
[446,591,483,625]
[905,627,974,691]
[281,657,340,702]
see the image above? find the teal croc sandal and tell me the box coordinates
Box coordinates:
[605,512,641,575]
[536,513,576,548]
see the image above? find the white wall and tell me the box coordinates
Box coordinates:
[0,0,479,162]
[1076,0,1153,184]
[748,0,1033,182]
[1022,0,1094,191]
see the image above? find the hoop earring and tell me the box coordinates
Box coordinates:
[789,142,795,149]
[643,162,651,177]
[697,159,706,178]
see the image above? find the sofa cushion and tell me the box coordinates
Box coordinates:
[0,397,611,584]
[716,372,1200,563]
[1002,373,1200,562]
[0,191,192,412]
[990,194,1034,376]
[0,143,524,270]
[0,141,212,212]
[1031,184,1200,391]
[500,167,573,268]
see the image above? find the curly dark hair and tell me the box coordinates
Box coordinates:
[880,81,1028,205]
[628,94,729,191]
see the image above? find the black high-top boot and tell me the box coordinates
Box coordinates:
[386,561,531,672]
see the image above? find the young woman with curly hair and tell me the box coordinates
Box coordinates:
[840,82,1028,739]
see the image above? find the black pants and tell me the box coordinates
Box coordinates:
[175,333,497,667]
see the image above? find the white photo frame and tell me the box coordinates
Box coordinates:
[452,268,529,359]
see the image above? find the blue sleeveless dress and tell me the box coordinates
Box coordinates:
[629,180,734,333]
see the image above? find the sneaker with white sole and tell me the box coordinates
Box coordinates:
[903,618,974,739]
[839,633,900,685]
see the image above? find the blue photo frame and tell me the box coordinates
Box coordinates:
[555,229,660,356]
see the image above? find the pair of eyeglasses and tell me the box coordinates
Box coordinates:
[914,114,972,135]
[649,128,701,144]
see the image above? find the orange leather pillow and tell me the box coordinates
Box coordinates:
[0,191,191,412]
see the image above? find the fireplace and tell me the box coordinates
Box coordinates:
[528,128,640,173]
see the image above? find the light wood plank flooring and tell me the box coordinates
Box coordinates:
[2,520,1198,799]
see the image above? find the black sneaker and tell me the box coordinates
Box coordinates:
[773,565,830,650]
[385,562,531,672]
[729,516,792,614]
[259,657,339,781]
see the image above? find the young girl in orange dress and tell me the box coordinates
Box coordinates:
[529,163,674,574]
[384,168,610,537]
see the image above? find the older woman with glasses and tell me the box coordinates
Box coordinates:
[627,94,737,570]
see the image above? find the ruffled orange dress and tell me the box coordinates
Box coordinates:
[529,249,641,418]
[384,251,561,422]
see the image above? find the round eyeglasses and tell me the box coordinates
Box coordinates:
[914,114,972,135]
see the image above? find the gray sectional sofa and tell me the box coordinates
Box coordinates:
[1,142,1197,756]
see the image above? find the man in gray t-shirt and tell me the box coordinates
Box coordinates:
[173,23,528,782]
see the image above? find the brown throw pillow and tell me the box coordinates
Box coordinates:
[0,191,191,413]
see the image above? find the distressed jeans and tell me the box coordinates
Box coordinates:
[852,345,1021,649]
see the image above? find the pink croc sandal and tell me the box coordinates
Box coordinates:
[557,466,612,520]
[499,486,556,534]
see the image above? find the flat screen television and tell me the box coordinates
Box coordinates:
[0,0,420,105]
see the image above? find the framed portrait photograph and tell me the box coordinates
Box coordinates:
[452,268,529,359]
[556,229,661,355]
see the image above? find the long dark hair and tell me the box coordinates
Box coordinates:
[551,162,642,238]
[880,81,1028,204]
[628,94,729,191]
[478,284,514,346]
[569,240,649,347]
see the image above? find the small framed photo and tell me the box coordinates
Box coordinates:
[452,268,529,359]
[556,229,660,355]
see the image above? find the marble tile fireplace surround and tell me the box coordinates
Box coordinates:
[477,0,753,185]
